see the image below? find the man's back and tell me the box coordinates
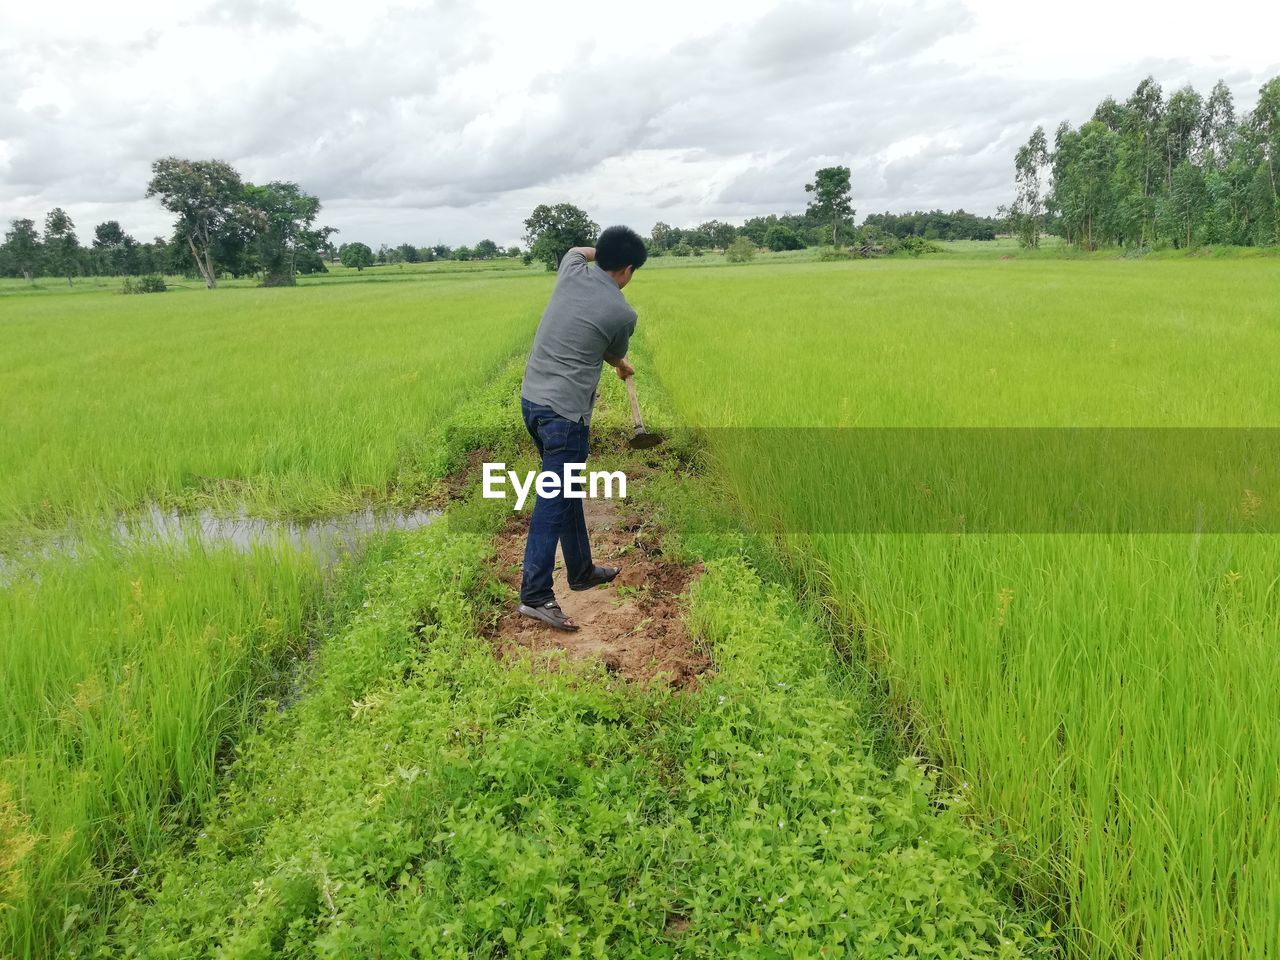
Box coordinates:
[521,250,636,423]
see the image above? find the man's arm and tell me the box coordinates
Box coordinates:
[605,355,635,380]
[567,246,596,261]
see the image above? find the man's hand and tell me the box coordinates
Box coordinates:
[609,356,635,381]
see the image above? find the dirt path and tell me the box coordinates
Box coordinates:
[486,493,711,688]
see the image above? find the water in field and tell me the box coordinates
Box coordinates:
[116,504,439,559]
[0,504,439,583]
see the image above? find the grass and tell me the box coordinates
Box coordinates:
[0,274,550,541]
[0,536,324,955]
[0,273,550,955]
[6,249,1278,957]
[632,255,1280,958]
[77,423,1048,958]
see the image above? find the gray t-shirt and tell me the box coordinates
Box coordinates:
[521,250,637,423]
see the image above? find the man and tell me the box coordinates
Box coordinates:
[517,225,648,631]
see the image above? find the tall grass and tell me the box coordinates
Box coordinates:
[0,537,322,955]
[636,256,1280,958]
[0,273,550,955]
[0,275,546,538]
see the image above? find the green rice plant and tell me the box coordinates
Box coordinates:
[0,274,548,540]
[634,256,1280,958]
[0,536,323,956]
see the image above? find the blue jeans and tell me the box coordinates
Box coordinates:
[520,398,594,606]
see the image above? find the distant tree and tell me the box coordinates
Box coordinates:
[739,215,777,246]
[43,208,79,287]
[431,244,452,260]
[805,165,855,246]
[92,220,138,276]
[1201,80,1236,169]
[764,224,804,251]
[340,241,374,271]
[92,220,127,248]
[454,245,473,261]
[683,225,712,250]
[650,221,675,251]
[238,181,324,286]
[474,238,499,259]
[523,203,598,270]
[1250,76,1280,244]
[670,242,693,257]
[725,236,756,262]
[146,157,244,289]
[700,219,737,249]
[1012,127,1050,248]
[4,218,41,282]
[397,242,420,263]
[1166,159,1208,247]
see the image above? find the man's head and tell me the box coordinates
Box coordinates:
[595,225,648,288]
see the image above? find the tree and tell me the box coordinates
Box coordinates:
[700,219,737,249]
[805,166,855,246]
[340,241,373,271]
[4,218,41,283]
[396,242,420,263]
[474,238,499,260]
[239,181,324,286]
[1249,77,1280,244]
[523,203,598,271]
[147,157,244,289]
[1012,127,1050,248]
[92,220,138,276]
[1201,80,1237,169]
[1025,73,1280,249]
[764,224,804,251]
[725,237,756,262]
[43,208,79,287]
[650,221,675,251]
[1166,160,1208,248]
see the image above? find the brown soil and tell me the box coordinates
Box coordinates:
[486,494,711,688]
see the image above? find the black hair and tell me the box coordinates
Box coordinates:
[595,225,648,272]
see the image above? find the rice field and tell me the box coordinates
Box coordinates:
[0,274,548,953]
[634,256,1280,958]
[3,251,1278,958]
[0,273,545,536]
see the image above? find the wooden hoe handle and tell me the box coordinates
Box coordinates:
[624,376,646,432]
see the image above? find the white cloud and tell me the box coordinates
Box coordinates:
[1,0,1277,246]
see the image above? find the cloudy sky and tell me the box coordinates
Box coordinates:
[3,0,1277,247]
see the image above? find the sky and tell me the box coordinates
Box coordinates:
[2,0,1278,248]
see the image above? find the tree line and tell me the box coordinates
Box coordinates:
[0,158,336,287]
[520,171,1005,272]
[2,159,1011,286]
[335,239,522,271]
[1011,75,1280,249]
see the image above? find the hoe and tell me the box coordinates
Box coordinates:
[624,376,663,449]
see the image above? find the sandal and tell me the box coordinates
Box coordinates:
[570,565,621,592]
[517,600,579,632]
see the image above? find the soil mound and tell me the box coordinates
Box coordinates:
[486,496,710,688]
